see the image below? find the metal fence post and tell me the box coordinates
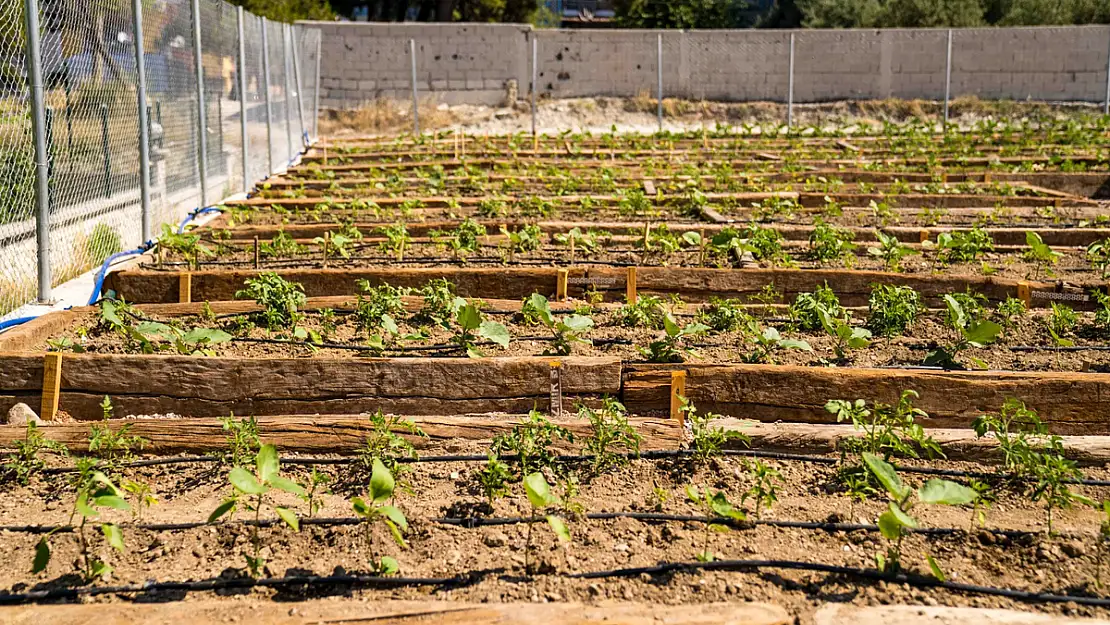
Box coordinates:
[313,35,321,141]
[281,24,293,162]
[943,28,953,130]
[100,104,111,197]
[261,17,273,176]
[291,26,307,148]
[787,32,795,128]
[236,6,249,193]
[531,34,537,139]
[24,0,50,303]
[409,39,419,136]
[656,33,663,133]
[132,0,152,241]
[190,0,208,208]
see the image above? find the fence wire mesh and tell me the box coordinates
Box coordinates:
[0,0,36,317]
[0,0,319,320]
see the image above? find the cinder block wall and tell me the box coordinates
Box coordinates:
[301,22,1110,108]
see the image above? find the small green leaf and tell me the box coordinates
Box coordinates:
[546,515,571,542]
[378,555,400,575]
[92,495,130,512]
[369,458,395,502]
[524,472,555,509]
[964,321,1002,345]
[528,293,554,327]
[479,321,511,348]
[382,314,399,336]
[560,314,594,333]
[457,303,482,331]
[351,496,371,517]
[926,554,947,581]
[862,452,908,501]
[887,501,918,528]
[229,467,266,495]
[208,498,237,523]
[256,444,280,483]
[918,479,979,506]
[269,475,307,497]
[275,506,300,531]
[379,505,409,532]
[384,518,408,548]
[877,509,904,540]
[101,523,125,550]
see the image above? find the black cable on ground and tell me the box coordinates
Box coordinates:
[0,510,1071,540]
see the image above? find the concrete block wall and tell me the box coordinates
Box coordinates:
[302,22,1110,107]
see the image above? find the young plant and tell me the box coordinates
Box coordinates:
[3,422,68,486]
[235,272,307,331]
[742,321,812,364]
[1023,231,1061,279]
[121,479,158,522]
[476,453,513,506]
[522,472,571,573]
[302,468,331,518]
[157,223,213,269]
[638,313,710,363]
[580,397,642,474]
[208,444,306,577]
[376,223,411,261]
[789,283,844,332]
[866,284,921,337]
[221,414,260,467]
[696,297,754,333]
[808,220,856,264]
[355,281,407,336]
[33,470,130,581]
[313,232,355,260]
[685,485,745,562]
[681,397,749,463]
[826,390,942,462]
[524,293,594,356]
[358,410,427,480]
[500,224,543,259]
[818,307,871,362]
[451,301,511,358]
[616,295,668,329]
[89,396,147,475]
[260,230,305,258]
[554,227,609,258]
[1087,238,1110,278]
[432,218,486,259]
[932,227,994,264]
[924,294,1003,370]
[867,230,917,271]
[491,410,573,478]
[415,278,463,328]
[351,458,409,575]
[742,460,783,520]
[995,296,1027,329]
[863,452,978,576]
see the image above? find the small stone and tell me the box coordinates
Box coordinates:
[6,403,41,427]
[587,583,602,596]
[976,530,996,545]
[192,545,206,559]
[613,542,630,552]
[544,591,561,602]
[483,531,509,548]
[1062,541,1086,558]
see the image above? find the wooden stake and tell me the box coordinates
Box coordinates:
[669,370,687,424]
[549,360,563,417]
[569,236,576,264]
[460,132,466,158]
[702,126,708,149]
[984,171,992,183]
[322,232,330,268]
[919,230,929,244]
[1017,281,1032,308]
[397,237,406,262]
[626,266,638,304]
[698,228,706,267]
[178,273,192,303]
[40,352,63,421]
[556,269,568,301]
[253,237,260,269]
[453,129,459,159]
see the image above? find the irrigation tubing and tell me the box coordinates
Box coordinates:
[2,557,1110,608]
[0,510,1070,541]
[177,207,225,234]
[35,448,1110,488]
[87,245,152,306]
[0,316,38,332]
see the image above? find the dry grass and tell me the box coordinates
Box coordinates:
[320,98,461,137]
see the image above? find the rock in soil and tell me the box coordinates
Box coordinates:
[5,403,40,426]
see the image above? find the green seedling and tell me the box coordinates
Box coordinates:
[121,478,158,523]
[209,444,306,577]
[1023,231,1061,279]
[681,396,749,463]
[431,218,486,259]
[132,322,231,356]
[580,397,642,474]
[789,283,845,331]
[477,453,513,506]
[1087,238,1110,278]
[415,279,462,328]
[302,468,331,518]
[742,321,812,364]
[500,224,543,259]
[524,293,594,356]
[492,410,573,478]
[931,227,993,264]
[866,284,921,338]
[863,452,978,577]
[313,233,355,260]
[742,460,783,520]
[157,223,213,269]
[826,390,943,461]
[696,297,754,333]
[808,220,856,264]
[522,472,571,573]
[235,273,307,331]
[376,223,411,261]
[89,397,147,475]
[355,281,408,338]
[554,227,610,258]
[818,306,871,362]
[617,295,668,329]
[451,302,511,358]
[33,470,130,581]
[996,296,1027,329]
[924,295,1003,370]
[259,230,305,258]
[868,230,917,271]
[221,414,261,467]
[3,422,68,486]
[685,485,746,562]
[351,458,409,575]
[358,410,426,484]
[638,314,710,363]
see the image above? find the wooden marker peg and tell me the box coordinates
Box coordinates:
[549,360,563,417]
[919,230,929,244]
[1017,281,1032,308]
[178,273,192,303]
[983,171,992,183]
[322,231,330,268]
[533,133,539,152]
[556,269,568,301]
[698,228,706,267]
[626,266,638,304]
[702,126,708,149]
[669,370,687,424]
[40,352,63,421]
[569,236,576,264]
[253,236,260,269]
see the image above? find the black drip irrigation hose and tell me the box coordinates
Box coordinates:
[2,557,1109,608]
[227,335,633,354]
[0,510,1069,540]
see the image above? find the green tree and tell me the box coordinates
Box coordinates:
[614,0,749,28]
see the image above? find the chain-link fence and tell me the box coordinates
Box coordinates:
[0,0,320,320]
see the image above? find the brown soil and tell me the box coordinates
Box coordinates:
[2,447,1109,619]
[32,305,1110,373]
